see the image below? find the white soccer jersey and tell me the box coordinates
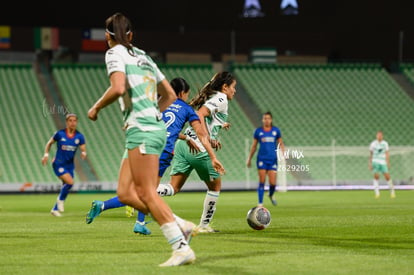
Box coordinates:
[369,140,389,165]
[184,91,228,152]
[105,44,165,132]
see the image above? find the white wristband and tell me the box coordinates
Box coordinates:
[81,151,87,156]
[185,135,191,141]
[43,153,49,157]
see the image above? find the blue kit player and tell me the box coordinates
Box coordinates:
[85,77,223,235]
[42,113,87,217]
[246,111,285,206]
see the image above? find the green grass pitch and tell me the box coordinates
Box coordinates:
[0,190,413,274]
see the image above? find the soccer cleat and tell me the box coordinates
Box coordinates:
[179,221,196,244]
[390,191,396,199]
[375,193,380,199]
[269,195,278,206]
[194,225,220,234]
[85,200,103,224]
[133,222,151,235]
[50,210,62,217]
[56,199,64,212]
[125,206,135,218]
[159,248,196,267]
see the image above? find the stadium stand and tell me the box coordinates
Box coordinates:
[233,63,414,183]
[2,62,413,189]
[0,64,79,183]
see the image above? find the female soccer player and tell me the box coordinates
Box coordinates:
[85,77,224,236]
[87,12,199,266]
[246,111,285,206]
[157,71,236,234]
[368,130,395,198]
[41,113,87,217]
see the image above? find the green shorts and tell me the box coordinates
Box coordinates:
[170,140,220,182]
[372,162,389,174]
[123,127,166,158]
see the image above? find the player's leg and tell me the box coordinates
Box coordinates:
[257,168,267,206]
[51,166,74,216]
[267,169,278,206]
[383,172,395,198]
[86,196,126,224]
[127,147,194,266]
[373,169,380,198]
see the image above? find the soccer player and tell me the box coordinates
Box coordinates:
[369,130,395,198]
[85,77,224,236]
[246,111,285,206]
[157,71,236,234]
[41,113,87,217]
[87,12,221,266]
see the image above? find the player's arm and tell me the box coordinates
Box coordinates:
[246,138,258,168]
[157,79,177,112]
[194,106,225,174]
[79,144,87,160]
[41,137,55,165]
[368,151,373,170]
[88,71,126,121]
[277,137,286,160]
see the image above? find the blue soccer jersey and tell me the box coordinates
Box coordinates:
[254,126,282,162]
[162,98,199,154]
[52,129,85,166]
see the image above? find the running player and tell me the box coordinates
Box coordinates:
[41,113,87,217]
[246,111,285,206]
[369,130,395,198]
[157,71,236,234]
[85,77,224,236]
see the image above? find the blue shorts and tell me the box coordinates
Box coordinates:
[257,159,277,171]
[52,162,74,178]
[159,150,174,177]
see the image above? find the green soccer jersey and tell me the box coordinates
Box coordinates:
[105,44,165,132]
[369,139,389,165]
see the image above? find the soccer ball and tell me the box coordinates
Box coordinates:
[246,206,271,230]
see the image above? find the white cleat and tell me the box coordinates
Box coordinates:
[159,248,196,267]
[179,221,196,244]
[56,199,64,212]
[194,225,220,234]
[50,210,62,217]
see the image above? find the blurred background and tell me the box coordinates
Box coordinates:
[1,0,413,192]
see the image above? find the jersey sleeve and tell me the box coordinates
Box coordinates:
[369,141,375,151]
[186,105,200,123]
[276,127,282,139]
[53,130,60,141]
[105,48,125,76]
[204,93,228,115]
[253,128,260,140]
[79,133,86,145]
[384,141,389,151]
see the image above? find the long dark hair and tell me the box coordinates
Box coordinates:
[190,71,235,109]
[105,12,133,55]
[170,77,190,96]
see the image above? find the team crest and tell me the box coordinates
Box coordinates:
[75,139,80,144]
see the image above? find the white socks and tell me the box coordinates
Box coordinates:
[199,191,220,227]
[157,183,175,196]
[160,221,189,251]
[373,179,380,196]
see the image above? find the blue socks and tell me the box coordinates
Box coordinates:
[137,211,146,223]
[58,183,73,201]
[103,196,125,210]
[257,182,265,204]
[269,184,276,197]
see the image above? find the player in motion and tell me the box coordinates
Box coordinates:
[157,71,236,234]
[246,111,285,206]
[85,77,224,236]
[86,12,223,266]
[41,113,87,217]
[368,130,395,199]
